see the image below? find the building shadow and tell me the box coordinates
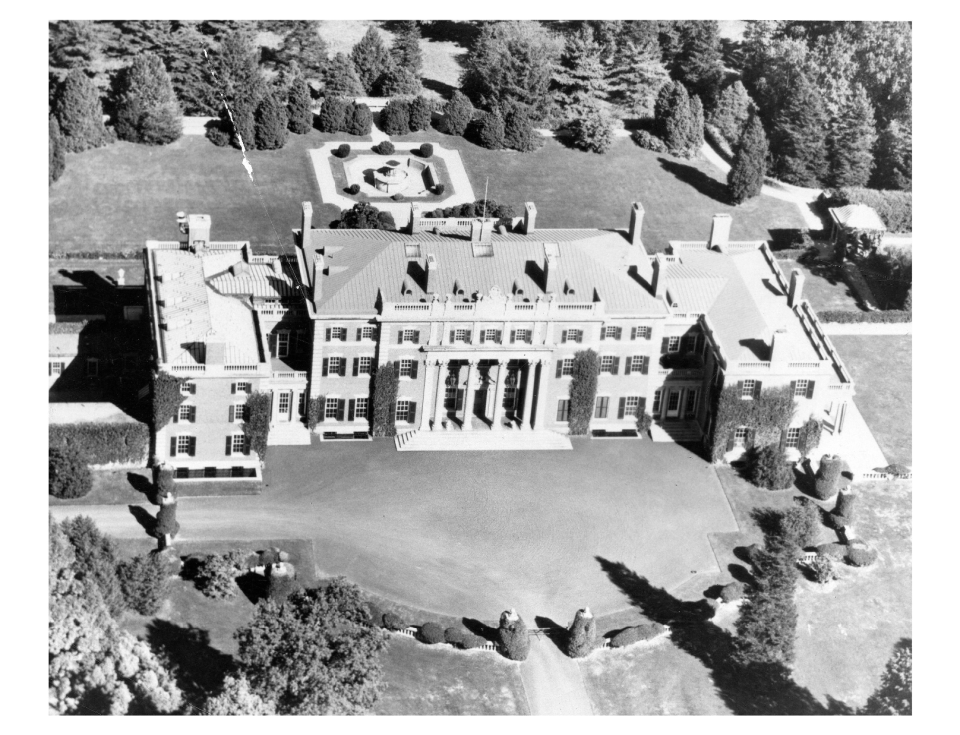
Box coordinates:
[594,556,854,715]
[128,504,157,537]
[144,619,236,709]
[657,158,730,204]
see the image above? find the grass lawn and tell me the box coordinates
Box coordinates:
[830,335,912,466]
[779,259,863,313]
[49,468,153,507]
[375,635,529,715]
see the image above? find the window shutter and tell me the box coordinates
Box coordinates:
[322,358,329,377]
[661,338,669,354]
[790,381,797,396]
[557,400,566,422]
[173,408,179,423]
[336,399,345,421]
[754,380,763,400]
[449,330,455,343]
[600,328,606,341]
[479,331,486,344]
[353,358,360,377]
[612,357,620,375]
[631,327,637,341]
[244,437,251,455]
[495,330,502,343]
[388,401,397,424]
[561,330,568,344]
[694,334,702,354]
[410,360,418,380]
[408,401,417,424]
[170,437,177,457]
[231,383,236,394]
[725,432,736,451]
[645,328,651,341]
[455,390,464,411]
[398,331,404,345]
[641,357,649,375]
[325,328,331,342]
[510,330,516,344]
[736,380,744,398]
[356,328,363,341]
[317,402,324,422]
[616,327,623,340]
[338,359,346,377]
[348,399,356,422]
[189,437,196,457]
[466,330,472,343]
[556,362,563,379]
[189,383,196,395]
[190,406,197,422]
[806,380,816,399]
[394,360,401,376]
[48,362,52,376]
[225,436,232,456]
[638,397,646,415]
[229,405,235,422]
[414,330,420,344]
[618,397,626,419]
[624,357,632,375]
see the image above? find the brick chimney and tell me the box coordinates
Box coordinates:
[272,257,282,275]
[708,214,732,252]
[651,253,667,298]
[788,270,805,308]
[426,253,438,294]
[524,202,537,234]
[409,202,422,235]
[311,251,324,301]
[301,201,312,249]
[628,202,645,246]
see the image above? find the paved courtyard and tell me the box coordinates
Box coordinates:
[50,440,738,623]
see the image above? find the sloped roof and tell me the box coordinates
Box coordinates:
[829,204,886,231]
[305,228,667,316]
[662,264,728,313]
[208,262,300,299]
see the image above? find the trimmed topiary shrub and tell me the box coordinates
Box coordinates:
[568,350,600,436]
[477,110,506,150]
[154,466,176,501]
[566,608,597,658]
[434,183,445,195]
[779,497,821,549]
[419,622,445,644]
[498,609,530,661]
[380,99,411,136]
[335,143,351,158]
[409,96,433,132]
[391,193,404,201]
[50,446,93,499]
[461,633,484,650]
[829,490,857,529]
[845,542,878,567]
[749,444,795,490]
[344,102,373,136]
[382,612,406,631]
[155,503,180,540]
[266,572,299,602]
[814,454,844,500]
[373,140,396,155]
[610,623,667,648]
[809,554,838,583]
[420,142,433,158]
[719,581,745,603]
[444,627,466,647]
[347,183,360,195]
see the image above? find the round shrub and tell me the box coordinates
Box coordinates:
[419,622,445,645]
[339,143,351,158]
[50,446,92,499]
[845,542,878,568]
[498,609,530,661]
[566,608,597,658]
[719,581,745,603]
[814,454,844,500]
[831,490,857,528]
[391,193,404,201]
[444,627,466,647]
[749,444,795,490]
[347,183,360,195]
[434,183,445,195]
[155,503,180,540]
[382,612,406,631]
[374,141,396,155]
[816,542,848,560]
[809,554,838,583]
[420,143,434,158]
[461,634,484,650]
[632,129,668,153]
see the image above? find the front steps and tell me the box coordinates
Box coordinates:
[650,420,703,444]
[395,427,572,452]
[267,421,312,446]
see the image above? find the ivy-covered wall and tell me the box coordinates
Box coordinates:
[568,350,600,436]
[151,371,186,430]
[372,363,399,437]
[708,384,796,462]
[242,392,273,460]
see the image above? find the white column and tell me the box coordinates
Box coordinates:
[433,359,446,430]
[532,358,550,430]
[521,361,536,429]
[419,360,436,431]
[491,360,508,430]
[462,360,477,430]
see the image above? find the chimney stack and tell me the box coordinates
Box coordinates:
[708,214,732,252]
[628,202,645,246]
[205,330,225,365]
[524,202,537,234]
[301,201,313,249]
[770,328,787,363]
[543,245,558,293]
[409,202,422,235]
[176,211,188,247]
[272,258,282,275]
[480,218,494,242]
[788,270,805,308]
[117,268,125,287]
[426,253,438,294]
[187,214,211,252]
[312,250,324,301]
[651,253,667,299]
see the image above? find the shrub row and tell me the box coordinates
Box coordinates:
[376,610,489,651]
[816,309,912,324]
[824,187,912,234]
[50,249,142,260]
[610,623,667,648]
[632,129,668,154]
[49,422,149,465]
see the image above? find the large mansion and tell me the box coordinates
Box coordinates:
[144,202,856,474]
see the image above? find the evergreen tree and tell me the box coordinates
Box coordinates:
[569,101,615,154]
[568,350,600,435]
[114,52,183,145]
[344,102,373,136]
[828,83,877,187]
[727,113,768,204]
[49,115,66,184]
[673,21,725,110]
[862,639,912,715]
[608,34,670,118]
[690,94,705,149]
[49,20,106,96]
[504,102,541,152]
[769,70,829,187]
[380,99,411,136]
[277,21,328,84]
[219,95,257,150]
[408,95,432,132]
[318,95,348,133]
[378,64,421,97]
[583,20,623,66]
[255,90,289,150]
[117,553,168,616]
[654,80,698,157]
[53,68,111,153]
[390,20,423,77]
[350,26,391,95]
[871,119,912,191]
[286,74,314,134]
[477,109,506,150]
[60,515,126,618]
[439,91,474,136]
[211,30,266,107]
[807,30,858,124]
[554,26,610,123]
[163,23,218,115]
[338,201,394,230]
[708,81,753,145]
[323,53,364,98]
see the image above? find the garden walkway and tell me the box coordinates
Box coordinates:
[520,635,594,716]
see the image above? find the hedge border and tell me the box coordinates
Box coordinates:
[817,309,911,324]
[49,422,150,466]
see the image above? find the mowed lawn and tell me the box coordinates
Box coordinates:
[831,335,912,466]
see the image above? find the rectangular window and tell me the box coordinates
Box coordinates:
[401,329,415,343]
[734,427,749,446]
[278,392,291,416]
[176,436,192,454]
[785,427,801,449]
[358,357,372,375]
[625,396,641,415]
[232,434,247,454]
[652,389,662,414]
[399,359,413,378]
[123,305,144,321]
[594,396,609,419]
[564,329,583,344]
[667,336,681,353]
[685,389,699,417]
[666,390,681,412]
[604,326,622,340]
[741,379,756,399]
[629,356,645,373]
[561,359,574,377]
[178,405,195,422]
[484,329,499,343]
[328,357,342,376]
[681,334,698,353]
[50,361,64,376]
[277,331,290,358]
[85,358,99,377]
[794,379,809,398]
[454,329,469,342]
[233,404,247,423]
[635,326,651,340]
[325,397,339,419]
[354,397,369,419]
[557,399,570,422]
[298,392,306,416]
[233,381,251,394]
[514,329,530,344]
[181,381,196,396]
[361,326,375,340]
[600,356,615,373]
[396,399,411,422]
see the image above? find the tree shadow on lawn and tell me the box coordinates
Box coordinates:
[128,504,157,537]
[462,617,498,642]
[595,556,855,715]
[422,77,459,99]
[127,472,156,504]
[146,619,236,708]
[657,157,730,204]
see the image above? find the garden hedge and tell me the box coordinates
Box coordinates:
[49,446,93,499]
[632,129,668,154]
[610,623,666,648]
[419,622,445,644]
[461,634,484,650]
[816,309,911,324]
[444,627,466,646]
[825,187,912,234]
[374,141,396,155]
[815,542,848,560]
[749,444,795,490]
[49,422,149,466]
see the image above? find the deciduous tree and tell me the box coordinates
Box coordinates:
[114,52,183,145]
[60,515,126,617]
[862,638,912,715]
[203,676,276,715]
[871,119,911,191]
[568,101,614,154]
[339,201,395,231]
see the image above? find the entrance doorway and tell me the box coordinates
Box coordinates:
[277,390,292,421]
[665,388,682,419]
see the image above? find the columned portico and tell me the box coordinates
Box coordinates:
[521,361,536,429]
[532,357,550,430]
[491,360,508,430]
[432,358,446,430]
[462,361,478,430]
[419,359,437,431]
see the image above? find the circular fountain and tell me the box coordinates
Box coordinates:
[373,161,411,194]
